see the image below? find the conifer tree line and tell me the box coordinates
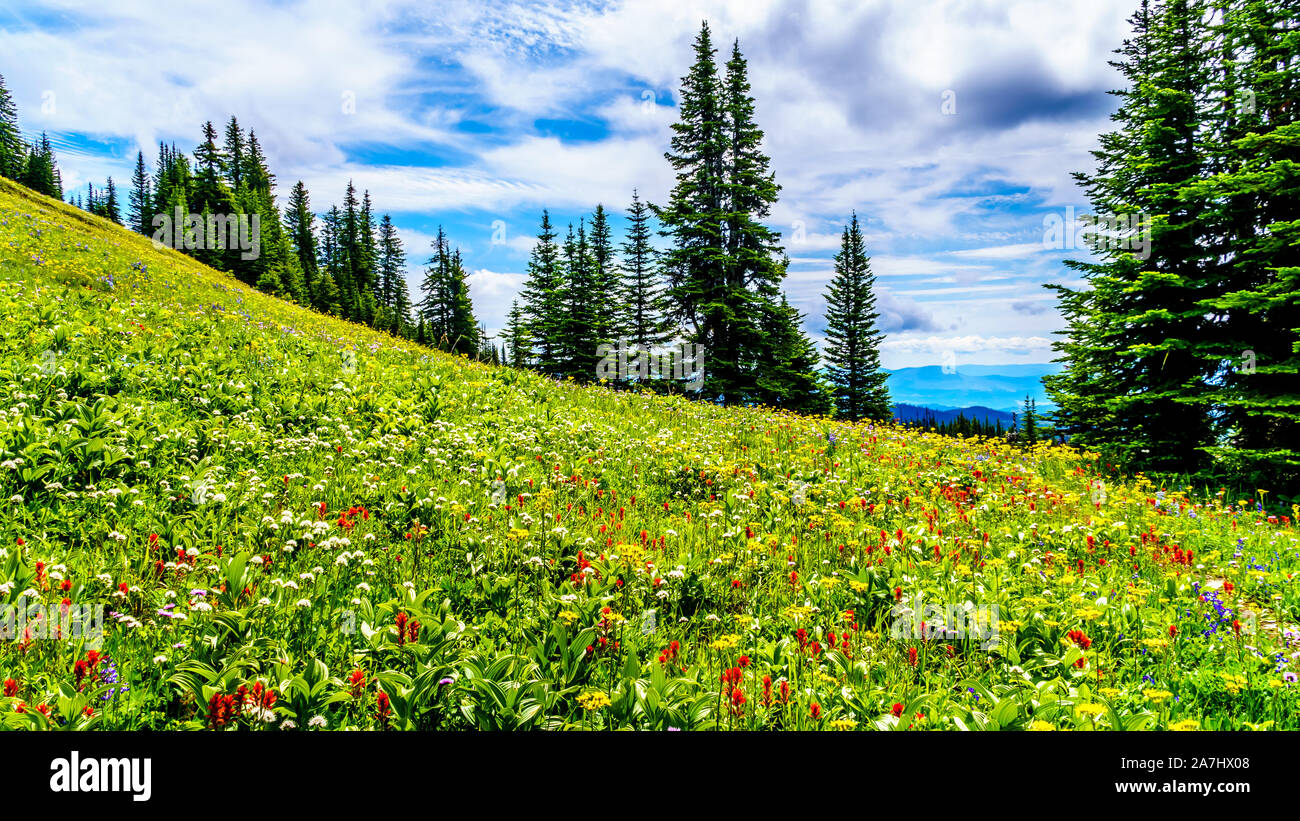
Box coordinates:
[0,71,492,362]
[0,73,64,201]
[1046,0,1299,490]
[512,22,894,420]
[900,410,1009,439]
[118,119,486,357]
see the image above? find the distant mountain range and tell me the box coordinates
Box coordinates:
[882,363,1061,414]
[892,403,1015,426]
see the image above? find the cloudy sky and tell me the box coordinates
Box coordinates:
[0,0,1138,367]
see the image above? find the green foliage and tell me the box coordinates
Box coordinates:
[1047,0,1300,490]
[823,212,891,421]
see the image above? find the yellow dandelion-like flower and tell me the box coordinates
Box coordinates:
[1029,720,1055,731]
[577,691,612,711]
[829,718,857,731]
[558,610,579,625]
[710,634,741,651]
[1144,689,1172,704]
[1170,719,1200,731]
[1075,703,1106,718]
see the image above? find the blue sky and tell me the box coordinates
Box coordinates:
[0,0,1138,367]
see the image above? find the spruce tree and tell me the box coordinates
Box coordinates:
[0,73,24,181]
[656,21,732,398]
[621,190,673,350]
[504,300,528,367]
[419,226,453,343]
[446,248,478,355]
[823,212,891,420]
[103,177,122,224]
[20,134,61,198]
[556,219,604,381]
[1022,396,1039,445]
[518,210,566,374]
[284,181,319,302]
[377,214,412,335]
[222,116,245,192]
[657,25,817,407]
[1046,0,1216,475]
[588,204,621,341]
[129,151,152,234]
[1183,0,1300,486]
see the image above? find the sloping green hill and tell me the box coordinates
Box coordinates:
[0,177,1295,731]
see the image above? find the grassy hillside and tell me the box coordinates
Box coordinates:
[0,176,1296,730]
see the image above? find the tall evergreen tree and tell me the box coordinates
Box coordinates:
[556,218,605,380]
[284,181,319,302]
[0,73,24,181]
[1183,0,1300,486]
[445,248,478,355]
[191,121,230,213]
[657,24,817,406]
[103,177,122,225]
[376,214,412,335]
[504,299,528,367]
[128,150,152,234]
[1021,396,1039,445]
[588,204,621,341]
[823,212,891,420]
[620,190,673,349]
[417,227,477,353]
[656,21,732,397]
[222,116,245,192]
[1046,0,1216,475]
[518,210,566,374]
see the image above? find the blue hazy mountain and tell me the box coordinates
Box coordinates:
[882,363,1061,413]
[892,403,1015,426]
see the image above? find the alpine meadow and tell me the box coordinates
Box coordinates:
[0,0,1298,740]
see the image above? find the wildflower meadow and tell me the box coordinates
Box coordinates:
[1,176,1297,731]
